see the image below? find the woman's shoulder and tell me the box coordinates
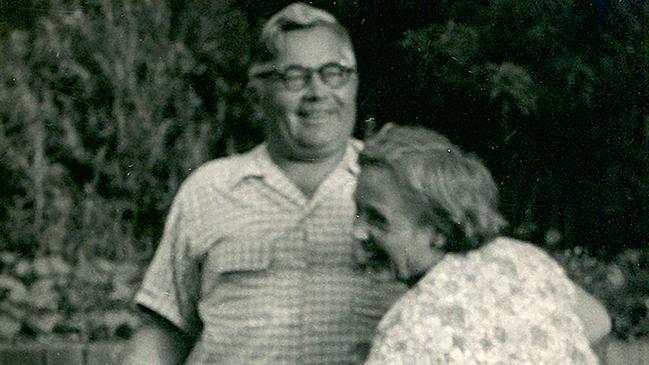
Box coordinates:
[480,237,560,269]
[480,236,577,297]
[418,236,569,300]
[423,237,571,297]
[481,236,542,255]
[430,237,535,278]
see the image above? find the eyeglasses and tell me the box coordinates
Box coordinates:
[252,62,357,92]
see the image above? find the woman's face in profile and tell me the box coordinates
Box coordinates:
[353,165,443,285]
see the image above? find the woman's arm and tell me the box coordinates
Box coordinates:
[572,283,612,344]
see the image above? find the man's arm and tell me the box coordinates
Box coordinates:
[121,310,194,365]
[572,283,612,344]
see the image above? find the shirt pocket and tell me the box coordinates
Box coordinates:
[200,239,273,330]
[200,238,271,302]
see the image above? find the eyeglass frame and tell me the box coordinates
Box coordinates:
[251,62,357,92]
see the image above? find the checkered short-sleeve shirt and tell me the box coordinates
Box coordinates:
[136,141,405,364]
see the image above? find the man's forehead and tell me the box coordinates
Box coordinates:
[274,27,355,66]
[248,26,355,77]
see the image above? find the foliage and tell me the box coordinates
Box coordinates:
[0,0,252,343]
[0,251,143,342]
[383,0,648,258]
[554,246,649,339]
[0,0,250,260]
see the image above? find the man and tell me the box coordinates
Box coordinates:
[121,3,403,364]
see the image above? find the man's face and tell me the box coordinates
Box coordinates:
[353,165,443,286]
[259,26,358,160]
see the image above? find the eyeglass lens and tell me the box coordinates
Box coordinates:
[281,63,354,91]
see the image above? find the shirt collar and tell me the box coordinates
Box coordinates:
[228,139,362,189]
[338,138,362,176]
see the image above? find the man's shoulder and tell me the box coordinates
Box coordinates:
[179,146,261,195]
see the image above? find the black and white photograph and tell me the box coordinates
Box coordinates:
[0,1,647,364]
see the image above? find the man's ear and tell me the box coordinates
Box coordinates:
[245,80,261,103]
[245,82,265,120]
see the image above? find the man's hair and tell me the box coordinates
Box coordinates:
[248,2,354,77]
[360,123,507,253]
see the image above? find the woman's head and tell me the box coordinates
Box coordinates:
[353,123,506,285]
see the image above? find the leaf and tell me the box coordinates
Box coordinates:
[14,258,33,278]
[109,279,136,303]
[33,255,72,277]
[0,251,18,267]
[0,274,28,302]
[0,314,22,339]
[488,62,537,115]
[27,278,60,310]
[102,309,141,335]
[26,312,64,334]
[434,20,480,65]
[113,261,142,283]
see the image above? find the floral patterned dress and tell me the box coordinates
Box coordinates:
[364,237,599,364]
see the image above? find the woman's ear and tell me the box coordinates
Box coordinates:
[415,209,446,250]
[430,230,446,249]
[415,223,446,251]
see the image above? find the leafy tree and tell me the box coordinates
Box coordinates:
[0,0,250,259]
[0,0,254,342]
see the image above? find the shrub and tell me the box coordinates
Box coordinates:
[553,245,649,339]
[0,0,252,342]
[0,0,250,260]
[0,252,143,342]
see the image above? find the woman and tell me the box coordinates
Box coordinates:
[353,123,611,364]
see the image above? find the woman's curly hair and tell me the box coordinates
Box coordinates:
[360,123,507,253]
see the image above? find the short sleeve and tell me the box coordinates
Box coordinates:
[134,192,201,334]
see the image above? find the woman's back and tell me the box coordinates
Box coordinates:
[365,237,599,364]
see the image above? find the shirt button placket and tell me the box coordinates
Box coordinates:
[297,215,311,363]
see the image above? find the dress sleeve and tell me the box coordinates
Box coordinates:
[134,191,201,334]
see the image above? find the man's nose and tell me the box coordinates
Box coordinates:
[303,72,328,99]
[352,217,369,242]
